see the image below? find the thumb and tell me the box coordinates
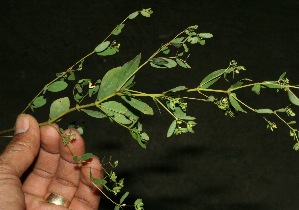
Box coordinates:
[0,114,40,177]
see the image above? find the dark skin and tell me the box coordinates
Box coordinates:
[0,114,102,209]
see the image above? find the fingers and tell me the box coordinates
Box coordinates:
[23,124,102,209]
[69,156,102,210]
[46,128,86,201]
[0,114,40,177]
[23,124,61,198]
[0,114,40,209]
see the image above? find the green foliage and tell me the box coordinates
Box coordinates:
[100,101,138,125]
[97,54,141,100]
[121,96,154,115]
[288,90,299,106]
[199,69,226,88]
[31,96,47,111]
[140,8,153,17]
[82,109,107,118]
[95,41,111,53]
[49,97,70,119]
[112,24,125,35]
[95,41,120,56]
[47,80,68,92]
[2,7,299,210]
[167,120,177,137]
[228,93,247,113]
[73,152,93,164]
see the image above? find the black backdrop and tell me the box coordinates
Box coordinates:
[1,1,299,210]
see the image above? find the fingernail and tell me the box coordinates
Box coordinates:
[14,114,29,135]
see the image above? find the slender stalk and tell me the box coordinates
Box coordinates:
[154,97,177,119]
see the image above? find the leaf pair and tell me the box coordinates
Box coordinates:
[95,41,120,56]
[31,80,68,111]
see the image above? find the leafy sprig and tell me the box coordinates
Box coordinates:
[1,7,299,208]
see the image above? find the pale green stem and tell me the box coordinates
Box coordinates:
[230,94,257,112]
[153,97,177,119]
[273,112,299,143]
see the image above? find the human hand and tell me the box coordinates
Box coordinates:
[0,114,102,210]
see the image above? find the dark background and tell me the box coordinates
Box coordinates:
[1,1,299,209]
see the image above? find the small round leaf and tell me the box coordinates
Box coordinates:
[47,81,68,92]
[95,41,110,53]
[49,97,70,119]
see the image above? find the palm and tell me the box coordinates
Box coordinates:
[22,124,102,210]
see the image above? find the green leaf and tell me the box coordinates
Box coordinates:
[167,120,177,137]
[151,57,176,68]
[187,125,194,133]
[92,178,107,186]
[183,44,189,52]
[82,109,107,118]
[293,143,299,151]
[120,192,129,204]
[228,93,247,113]
[199,69,226,88]
[134,198,144,209]
[187,36,199,44]
[112,24,125,35]
[150,57,167,68]
[141,132,149,140]
[130,129,146,149]
[256,109,273,114]
[164,86,188,94]
[114,114,132,124]
[101,101,138,123]
[176,58,191,68]
[31,96,47,109]
[173,107,185,118]
[81,153,93,161]
[114,206,120,210]
[279,72,287,80]
[207,95,216,102]
[73,156,79,163]
[262,82,282,89]
[74,93,83,102]
[128,11,139,19]
[49,97,70,119]
[276,108,286,112]
[198,39,206,45]
[47,81,68,92]
[88,85,99,97]
[180,115,196,120]
[163,58,177,68]
[95,41,110,53]
[198,33,213,39]
[229,81,243,90]
[97,46,119,56]
[170,37,185,48]
[98,54,141,100]
[288,90,299,106]
[251,84,261,95]
[161,46,170,54]
[121,96,154,115]
[76,127,84,135]
[67,72,76,81]
[140,8,153,17]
